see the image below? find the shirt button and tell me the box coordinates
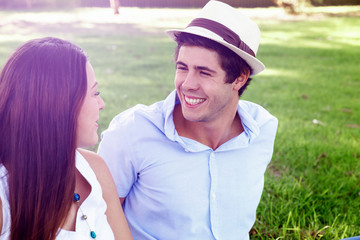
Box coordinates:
[212,194,216,198]
[210,152,215,158]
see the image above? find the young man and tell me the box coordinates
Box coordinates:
[98,1,278,239]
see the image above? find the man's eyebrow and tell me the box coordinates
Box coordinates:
[195,66,216,73]
[176,61,216,73]
[176,61,187,67]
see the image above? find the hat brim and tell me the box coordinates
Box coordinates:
[166,27,265,76]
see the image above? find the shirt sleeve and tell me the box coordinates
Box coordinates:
[239,100,278,166]
[250,101,278,166]
[260,115,278,165]
[97,116,138,198]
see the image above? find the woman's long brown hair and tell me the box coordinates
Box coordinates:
[0,37,87,239]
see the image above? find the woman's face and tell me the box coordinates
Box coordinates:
[76,62,105,148]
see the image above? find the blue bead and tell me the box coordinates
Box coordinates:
[73,193,80,202]
[90,231,96,238]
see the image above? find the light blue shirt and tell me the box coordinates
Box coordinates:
[98,90,278,240]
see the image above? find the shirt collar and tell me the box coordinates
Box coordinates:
[237,101,260,144]
[162,90,260,151]
[163,90,181,142]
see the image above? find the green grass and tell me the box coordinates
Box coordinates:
[1,6,359,239]
[251,13,360,239]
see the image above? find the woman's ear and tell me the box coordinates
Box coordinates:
[233,70,250,91]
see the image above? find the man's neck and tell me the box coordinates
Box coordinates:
[173,104,243,150]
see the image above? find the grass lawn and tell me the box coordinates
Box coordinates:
[1,5,359,239]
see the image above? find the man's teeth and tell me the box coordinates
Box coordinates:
[185,96,205,105]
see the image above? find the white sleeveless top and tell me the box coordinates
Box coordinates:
[0,151,115,240]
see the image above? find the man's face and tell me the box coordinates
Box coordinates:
[174,45,239,124]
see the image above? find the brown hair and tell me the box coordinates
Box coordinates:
[0,37,87,240]
[174,32,252,97]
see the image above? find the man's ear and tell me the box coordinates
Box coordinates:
[233,70,250,91]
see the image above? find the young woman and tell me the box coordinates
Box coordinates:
[0,37,133,240]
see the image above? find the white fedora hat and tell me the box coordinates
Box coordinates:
[166,0,265,76]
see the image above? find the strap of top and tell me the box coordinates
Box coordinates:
[0,165,11,238]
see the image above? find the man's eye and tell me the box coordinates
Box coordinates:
[200,71,211,76]
[177,66,187,71]
[95,91,100,96]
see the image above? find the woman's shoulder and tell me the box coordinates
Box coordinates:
[77,148,107,170]
[77,148,133,240]
[76,148,113,187]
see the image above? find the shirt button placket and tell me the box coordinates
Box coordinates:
[209,151,219,239]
